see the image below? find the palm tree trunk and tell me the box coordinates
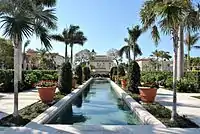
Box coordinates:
[133,43,136,61]
[13,40,20,117]
[128,48,131,64]
[187,48,190,71]
[65,44,68,62]
[177,25,184,80]
[171,29,178,121]
[22,46,26,70]
[19,43,22,81]
[70,44,73,65]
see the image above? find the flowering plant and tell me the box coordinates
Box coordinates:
[35,80,57,87]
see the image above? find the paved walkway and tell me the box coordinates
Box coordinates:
[0,89,40,119]
[2,124,200,134]
[156,88,200,126]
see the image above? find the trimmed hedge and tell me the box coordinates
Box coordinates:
[128,61,140,94]
[58,62,72,94]
[141,71,200,93]
[0,69,58,93]
[83,67,91,81]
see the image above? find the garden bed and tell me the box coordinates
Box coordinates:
[0,92,65,127]
[124,89,199,128]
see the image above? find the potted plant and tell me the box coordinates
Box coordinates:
[36,80,57,103]
[120,76,127,89]
[139,82,159,103]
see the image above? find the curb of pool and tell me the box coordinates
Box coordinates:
[25,78,94,127]
[108,78,166,128]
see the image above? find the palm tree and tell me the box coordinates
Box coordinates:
[119,25,143,63]
[69,28,87,65]
[0,0,57,117]
[150,50,162,71]
[140,0,200,121]
[160,51,172,71]
[22,40,30,70]
[51,25,87,63]
[185,32,200,70]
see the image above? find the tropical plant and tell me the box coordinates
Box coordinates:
[75,65,83,85]
[128,61,140,94]
[119,25,143,63]
[58,62,72,94]
[0,0,57,117]
[22,40,30,70]
[140,0,200,120]
[150,50,162,71]
[51,25,87,64]
[185,32,200,70]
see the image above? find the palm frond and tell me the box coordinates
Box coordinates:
[140,0,157,31]
[193,46,200,49]
[24,40,30,48]
[0,14,33,42]
[35,0,56,7]
[134,43,143,56]
[118,45,129,57]
[33,7,57,30]
[51,34,65,42]
[151,25,160,46]
[34,23,52,50]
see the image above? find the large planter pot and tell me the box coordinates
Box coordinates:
[72,78,77,88]
[121,79,127,89]
[37,87,56,103]
[139,87,157,103]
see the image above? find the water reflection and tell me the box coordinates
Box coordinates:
[51,104,87,124]
[48,81,141,125]
[73,95,83,108]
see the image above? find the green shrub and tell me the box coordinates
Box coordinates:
[58,62,72,94]
[0,70,13,92]
[0,69,58,93]
[83,67,91,81]
[117,64,125,77]
[23,73,38,89]
[110,67,117,80]
[164,77,173,89]
[75,65,82,85]
[176,78,199,93]
[128,61,140,94]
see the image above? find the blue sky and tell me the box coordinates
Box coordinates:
[1,0,200,58]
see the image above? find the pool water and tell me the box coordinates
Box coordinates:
[48,81,141,125]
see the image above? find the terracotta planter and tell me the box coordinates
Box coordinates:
[72,78,77,88]
[139,87,157,103]
[121,79,127,89]
[38,87,56,103]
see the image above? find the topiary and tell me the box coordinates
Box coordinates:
[110,67,117,80]
[83,67,91,81]
[128,61,141,94]
[75,65,83,85]
[117,64,125,77]
[58,62,72,94]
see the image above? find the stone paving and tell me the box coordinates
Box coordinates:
[0,89,40,119]
[156,88,200,126]
[2,124,200,134]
